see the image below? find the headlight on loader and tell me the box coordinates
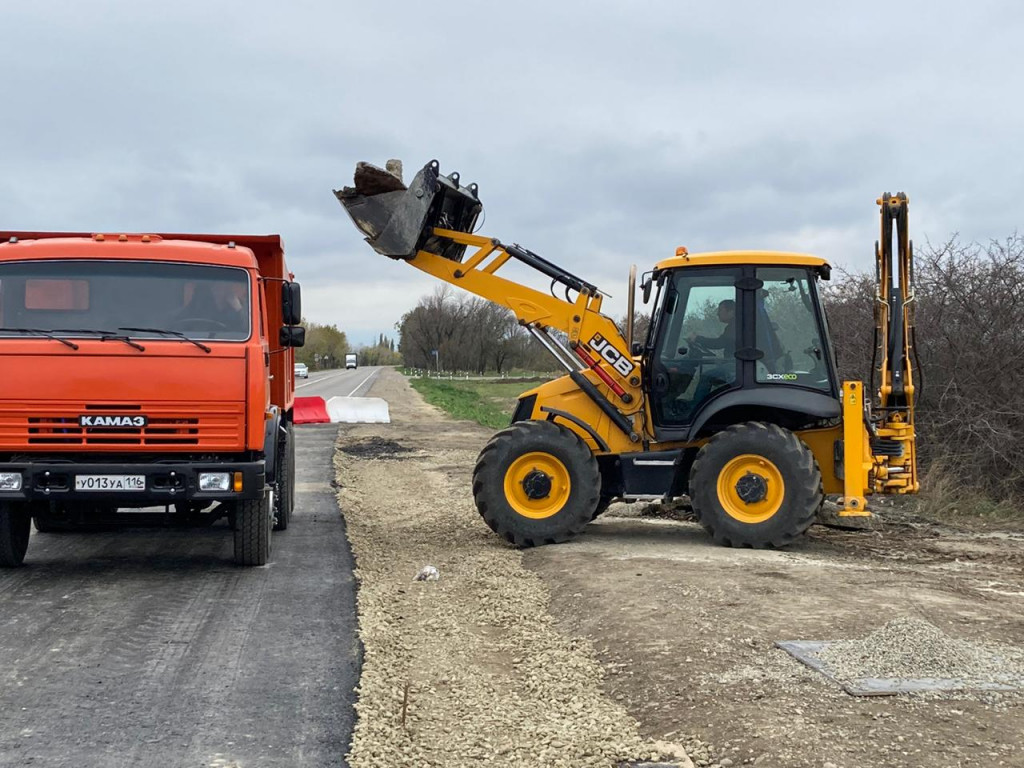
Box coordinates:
[0,472,22,491]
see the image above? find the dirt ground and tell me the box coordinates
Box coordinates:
[344,369,1023,768]
[528,515,1024,768]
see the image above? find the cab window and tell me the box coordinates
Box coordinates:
[755,267,830,391]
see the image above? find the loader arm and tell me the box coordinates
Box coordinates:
[335,160,645,440]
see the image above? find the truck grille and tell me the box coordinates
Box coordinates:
[0,403,245,450]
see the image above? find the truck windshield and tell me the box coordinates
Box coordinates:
[0,261,251,341]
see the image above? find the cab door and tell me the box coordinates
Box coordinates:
[647,268,740,428]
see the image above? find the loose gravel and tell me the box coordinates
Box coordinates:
[817,617,1024,686]
[334,372,693,767]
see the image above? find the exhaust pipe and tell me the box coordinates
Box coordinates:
[334,159,483,261]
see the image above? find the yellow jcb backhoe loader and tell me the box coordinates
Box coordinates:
[335,161,918,548]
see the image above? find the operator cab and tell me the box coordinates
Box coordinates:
[644,252,840,441]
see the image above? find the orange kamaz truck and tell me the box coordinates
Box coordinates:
[0,231,305,567]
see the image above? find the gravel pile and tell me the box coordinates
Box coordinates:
[818,617,1024,685]
[334,371,693,767]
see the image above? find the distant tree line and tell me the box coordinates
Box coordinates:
[294,319,349,370]
[357,334,402,366]
[397,286,557,374]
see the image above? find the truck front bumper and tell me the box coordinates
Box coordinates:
[0,460,266,506]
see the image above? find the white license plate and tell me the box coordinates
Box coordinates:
[75,475,146,492]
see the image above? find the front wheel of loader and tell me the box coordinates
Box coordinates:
[689,422,822,548]
[472,421,600,547]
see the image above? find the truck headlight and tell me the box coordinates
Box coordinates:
[198,472,230,492]
[0,472,22,491]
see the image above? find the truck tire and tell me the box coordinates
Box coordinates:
[472,420,600,547]
[273,423,295,531]
[233,492,272,566]
[689,422,821,548]
[0,502,32,567]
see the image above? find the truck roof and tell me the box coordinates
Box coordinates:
[0,232,285,270]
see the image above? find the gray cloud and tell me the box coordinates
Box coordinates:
[2,1,1022,344]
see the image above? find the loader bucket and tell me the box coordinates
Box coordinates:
[335,159,483,261]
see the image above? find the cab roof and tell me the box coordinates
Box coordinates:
[654,249,830,272]
[0,232,283,270]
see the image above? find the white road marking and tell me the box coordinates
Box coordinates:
[345,370,378,397]
[295,370,352,390]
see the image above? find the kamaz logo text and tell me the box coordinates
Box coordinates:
[588,334,635,377]
[79,415,148,428]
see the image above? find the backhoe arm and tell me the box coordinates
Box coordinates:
[871,193,918,493]
[335,160,644,439]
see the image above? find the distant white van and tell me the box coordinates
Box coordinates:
[345,353,358,369]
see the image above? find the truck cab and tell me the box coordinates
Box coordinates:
[345,353,357,369]
[0,232,305,567]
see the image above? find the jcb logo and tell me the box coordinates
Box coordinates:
[588,333,634,377]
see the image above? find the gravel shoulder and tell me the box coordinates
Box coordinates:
[339,369,1023,768]
[335,369,691,767]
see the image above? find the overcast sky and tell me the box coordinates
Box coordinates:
[2,1,1021,346]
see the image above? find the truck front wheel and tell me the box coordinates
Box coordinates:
[0,502,32,567]
[233,492,272,566]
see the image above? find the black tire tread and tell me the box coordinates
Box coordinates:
[689,421,822,548]
[0,503,32,567]
[273,423,295,531]
[589,495,614,521]
[472,421,600,547]
[234,494,272,566]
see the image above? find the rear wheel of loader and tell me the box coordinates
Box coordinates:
[689,422,821,548]
[234,492,272,566]
[473,421,599,546]
[0,502,32,567]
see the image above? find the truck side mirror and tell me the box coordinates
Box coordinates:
[279,325,306,348]
[282,282,302,326]
[641,275,653,304]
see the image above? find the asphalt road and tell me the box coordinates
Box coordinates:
[294,365,382,400]
[0,369,375,767]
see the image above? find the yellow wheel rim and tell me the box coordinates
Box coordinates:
[503,451,571,520]
[716,454,785,524]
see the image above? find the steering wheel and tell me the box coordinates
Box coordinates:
[174,318,229,330]
[687,338,714,357]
